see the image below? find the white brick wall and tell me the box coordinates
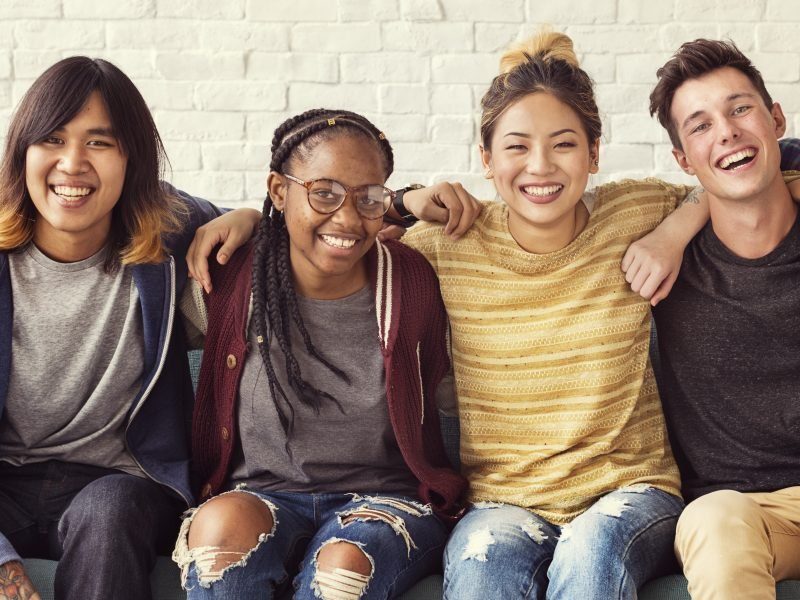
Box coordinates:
[2,0,799,206]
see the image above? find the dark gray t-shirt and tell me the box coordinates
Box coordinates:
[0,244,146,477]
[653,209,800,501]
[230,286,417,495]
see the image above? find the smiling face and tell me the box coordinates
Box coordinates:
[481,92,599,253]
[670,66,786,204]
[25,90,127,261]
[268,133,387,299]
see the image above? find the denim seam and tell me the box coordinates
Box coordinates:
[525,555,552,600]
[614,511,681,600]
[387,541,445,599]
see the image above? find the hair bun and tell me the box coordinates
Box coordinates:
[499,30,579,74]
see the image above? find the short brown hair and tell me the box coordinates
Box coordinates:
[0,56,184,270]
[480,30,601,149]
[650,39,773,150]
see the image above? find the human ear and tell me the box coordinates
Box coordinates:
[480,145,493,179]
[589,139,600,174]
[771,102,787,138]
[671,147,696,176]
[267,172,287,211]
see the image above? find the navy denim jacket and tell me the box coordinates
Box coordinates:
[0,187,221,563]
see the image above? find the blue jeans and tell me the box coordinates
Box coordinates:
[443,486,683,600]
[177,489,448,599]
[0,460,183,600]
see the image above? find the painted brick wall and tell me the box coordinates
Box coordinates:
[2,0,798,206]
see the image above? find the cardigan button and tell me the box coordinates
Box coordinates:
[201,483,211,498]
[226,354,237,369]
[221,426,230,441]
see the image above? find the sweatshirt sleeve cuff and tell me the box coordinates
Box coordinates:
[0,535,21,565]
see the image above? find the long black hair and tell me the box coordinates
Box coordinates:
[252,108,395,438]
[0,56,183,271]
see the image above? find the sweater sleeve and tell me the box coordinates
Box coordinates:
[179,278,208,350]
[0,534,20,567]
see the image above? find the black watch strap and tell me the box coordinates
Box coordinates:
[393,184,424,223]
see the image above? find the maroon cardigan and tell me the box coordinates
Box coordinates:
[191,239,467,520]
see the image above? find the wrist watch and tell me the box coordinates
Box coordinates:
[393,184,425,223]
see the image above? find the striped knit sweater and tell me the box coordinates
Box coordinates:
[403,178,687,523]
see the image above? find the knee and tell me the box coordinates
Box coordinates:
[187,491,275,552]
[678,490,761,535]
[312,541,373,600]
[676,490,764,552]
[175,492,276,586]
[63,474,155,530]
[315,541,372,576]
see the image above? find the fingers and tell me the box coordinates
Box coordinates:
[402,182,481,239]
[187,227,225,294]
[623,254,642,286]
[650,271,679,306]
[441,189,464,236]
[447,184,482,239]
[621,245,636,273]
[377,224,407,242]
[216,230,247,266]
[434,182,481,239]
[636,266,667,299]
[629,265,651,296]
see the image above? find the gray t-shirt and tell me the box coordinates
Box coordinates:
[0,244,146,477]
[230,286,417,495]
[653,210,800,501]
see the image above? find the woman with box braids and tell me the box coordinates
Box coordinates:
[251,109,394,436]
[176,108,466,600]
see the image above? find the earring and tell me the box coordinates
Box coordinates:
[593,159,599,166]
[484,168,493,179]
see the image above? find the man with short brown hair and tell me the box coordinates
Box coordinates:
[648,39,800,600]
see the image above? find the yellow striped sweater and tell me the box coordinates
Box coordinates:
[403,178,688,523]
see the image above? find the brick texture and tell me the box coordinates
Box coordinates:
[2,0,798,203]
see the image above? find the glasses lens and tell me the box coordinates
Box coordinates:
[354,185,392,219]
[307,179,346,213]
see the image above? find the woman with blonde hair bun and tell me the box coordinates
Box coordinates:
[400,29,711,598]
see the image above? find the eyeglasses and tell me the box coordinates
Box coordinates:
[282,174,394,220]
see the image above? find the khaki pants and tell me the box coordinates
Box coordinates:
[675,487,800,600]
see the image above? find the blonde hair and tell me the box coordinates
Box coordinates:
[499,30,579,74]
[480,28,601,148]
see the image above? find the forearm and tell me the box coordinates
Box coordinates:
[657,186,709,245]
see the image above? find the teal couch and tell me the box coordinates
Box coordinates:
[20,340,800,599]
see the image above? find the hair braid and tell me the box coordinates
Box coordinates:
[251,196,295,435]
[251,108,393,439]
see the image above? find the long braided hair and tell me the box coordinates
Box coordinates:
[252,108,395,439]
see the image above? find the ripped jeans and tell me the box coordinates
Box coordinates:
[443,486,683,600]
[174,488,448,599]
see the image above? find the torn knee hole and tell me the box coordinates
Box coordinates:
[337,507,418,557]
[347,495,432,517]
[460,528,494,562]
[592,495,629,518]
[186,546,250,584]
[521,518,548,544]
[173,492,278,588]
[312,540,374,600]
[313,568,371,600]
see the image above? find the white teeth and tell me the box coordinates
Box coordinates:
[53,185,92,198]
[718,148,755,169]
[523,184,563,196]
[320,234,356,249]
